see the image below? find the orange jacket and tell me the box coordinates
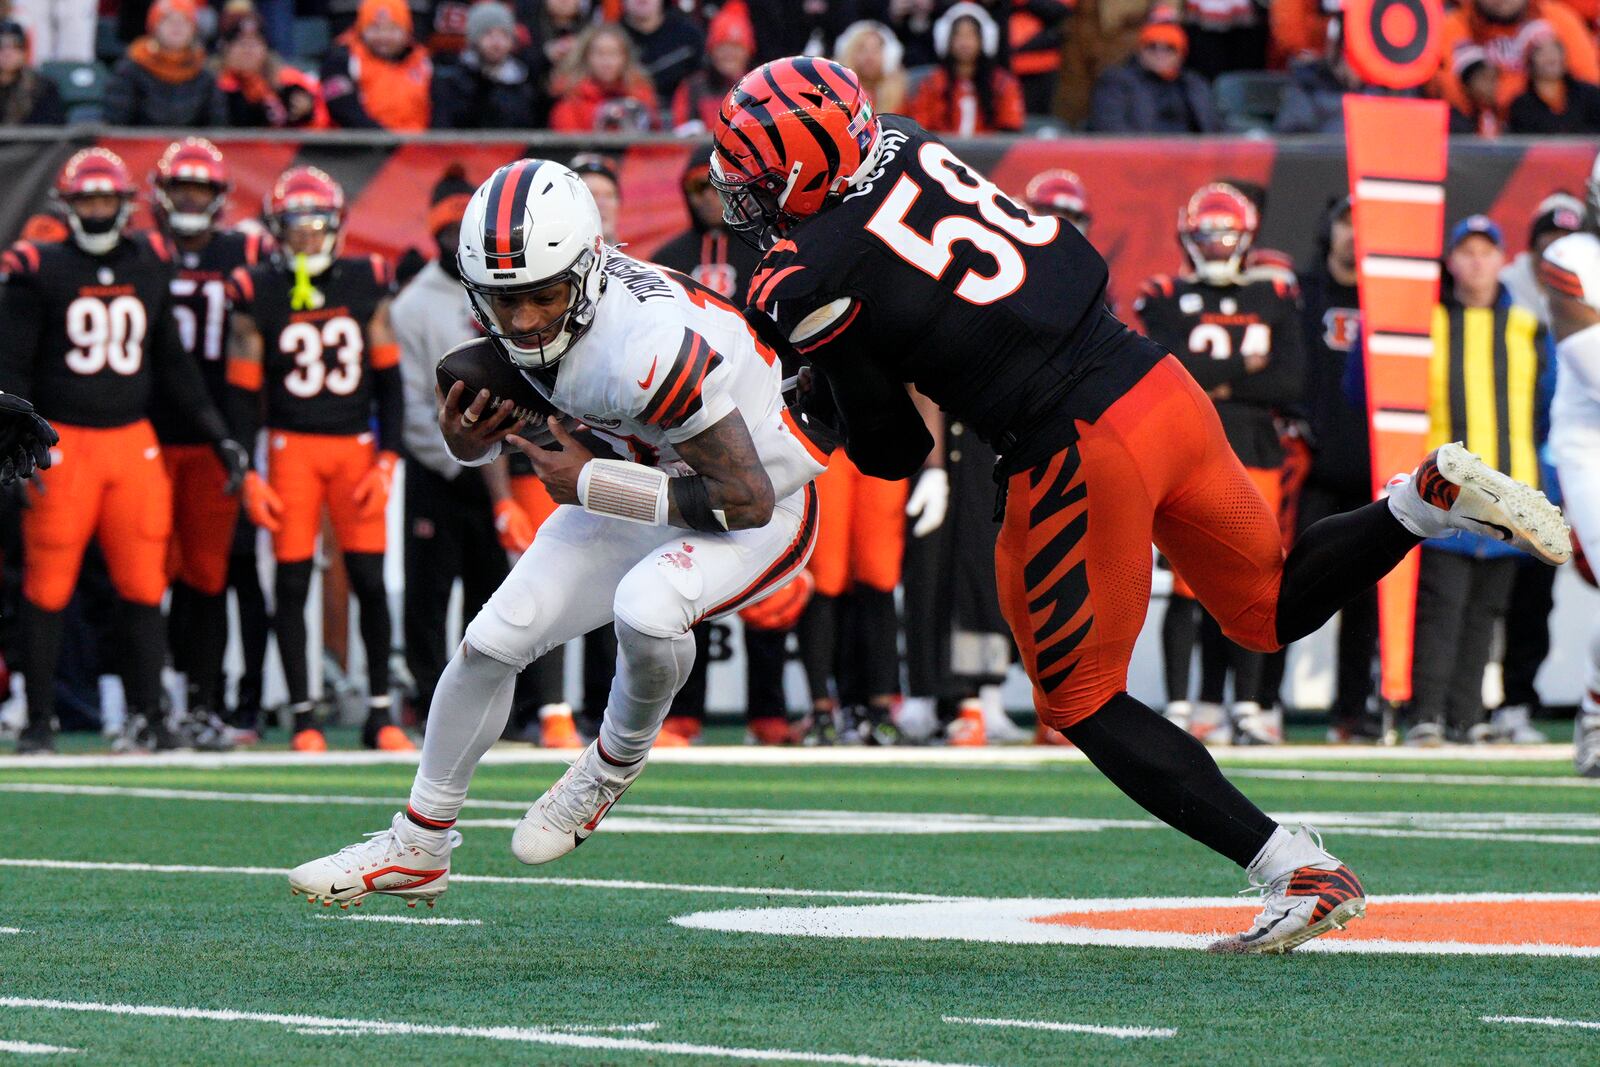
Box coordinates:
[907,67,1026,134]
[324,31,431,130]
[1268,0,1332,68]
[548,75,659,132]
[1438,0,1599,115]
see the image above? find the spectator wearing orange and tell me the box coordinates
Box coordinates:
[105,0,225,127]
[547,22,658,132]
[1009,1,1072,114]
[1450,45,1504,136]
[0,19,63,124]
[1267,0,1334,68]
[669,4,753,132]
[1088,11,1220,132]
[834,20,908,114]
[321,0,432,131]
[908,3,1025,134]
[1508,21,1600,132]
[216,1,329,128]
[1438,0,1599,117]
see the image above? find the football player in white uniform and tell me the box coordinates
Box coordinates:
[1538,149,1600,778]
[289,160,827,906]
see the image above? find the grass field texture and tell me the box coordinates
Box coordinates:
[0,747,1596,1065]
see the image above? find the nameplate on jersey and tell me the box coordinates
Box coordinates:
[607,258,673,303]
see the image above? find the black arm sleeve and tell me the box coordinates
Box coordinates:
[0,279,41,398]
[374,364,404,454]
[151,298,227,442]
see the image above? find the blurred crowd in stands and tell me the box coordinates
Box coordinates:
[6,0,1600,135]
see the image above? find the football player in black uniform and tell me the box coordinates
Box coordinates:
[711,57,1568,952]
[0,148,249,754]
[151,136,270,748]
[1134,182,1304,747]
[226,165,410,753]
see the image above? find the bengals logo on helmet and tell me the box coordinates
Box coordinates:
[710,57,881,248]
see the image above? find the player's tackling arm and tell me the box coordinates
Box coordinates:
[667,409,775,530]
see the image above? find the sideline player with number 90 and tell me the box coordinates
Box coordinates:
[0,148,251,756]
[710,57,1571,953]
[224,166,413,755]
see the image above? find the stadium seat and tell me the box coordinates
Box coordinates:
[1213,70,1290,133]
[66,103,104,126]
[293,17,332,62]
[42,61,108,113]
[95,17,121,64]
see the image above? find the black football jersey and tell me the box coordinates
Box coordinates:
[229,254,394,436]
[0,232,184,428]
[155,228,269,444]
[747,115,1165,474]
[1133,273,1305,468]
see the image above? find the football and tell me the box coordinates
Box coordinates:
[435,336,558,425]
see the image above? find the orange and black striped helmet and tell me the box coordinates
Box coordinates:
[710,56,881,249]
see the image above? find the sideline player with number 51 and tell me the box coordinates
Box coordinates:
[0,148,251,756]
[711,58,1571,953]
[226,166,412,754]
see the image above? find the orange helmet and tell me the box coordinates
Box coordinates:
[1178,182,1257,285]
[153,137,230,237]
[710,56,882,249]
[265,165,345,276]
[53,148,136,256]
[1024,169,1090,231]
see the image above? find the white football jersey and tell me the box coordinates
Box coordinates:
[524,251,826,502]
[1542,232,1600,436]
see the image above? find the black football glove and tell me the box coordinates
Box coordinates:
[214,438,251,495]
[0,392,58,486]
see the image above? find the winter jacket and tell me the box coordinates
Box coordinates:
[547,74,658,132]
[1273,58,1347,133]
[907,66,1026,133]
[105,39,226,127]
[0,70,65,125]
[622,9,705,101]
[1437,0,1599,116]
[1508,75,1600,134]
[1087,55,1221,132]
[321,32,432,130]
[218,64,330,128]
[430,49,545,128]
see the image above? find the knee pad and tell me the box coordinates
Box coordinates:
[464,585,552,670]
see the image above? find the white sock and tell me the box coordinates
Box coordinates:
[1248,825,1335,883]
[597,621,696,765]
[407,644,517,830]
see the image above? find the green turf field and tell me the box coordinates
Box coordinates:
[1,747,1596,1065]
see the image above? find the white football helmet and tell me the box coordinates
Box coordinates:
[458,159,607,368]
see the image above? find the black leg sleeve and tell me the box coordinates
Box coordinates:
[797,592,838,706]
[1198,611,1229,705]
[744,626,790,720]
[274,559,315,707]
[344,551,392,699]
[1161,596,1200,703]
[228,542,270,710]
[181,585,229,712]
[1409,550,1470,728]
[1276,500,1420,646]
[1501,559,1556,709]
[851,586,901,700]
[167,580,193,676]
[117,600,167,716]
[1064,692,1278,867]
[19,600,65,730]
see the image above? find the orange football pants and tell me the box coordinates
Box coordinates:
[996,356,1286,730]
[164,443,240,596]
[808,451,909,596]
[23,420,172,611]
[510,473,561,532]
[1170,466,1281,600]
[266,430,387,563]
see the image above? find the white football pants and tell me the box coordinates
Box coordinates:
[1553,421,1600,715]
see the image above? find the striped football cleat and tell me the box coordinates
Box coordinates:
[1393,443,1571,566]
[1210,826,1366,955]
[511,740,641,865]
[289,812,460,909]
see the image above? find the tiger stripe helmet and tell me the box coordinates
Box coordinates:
[710,56,882,250]
[153,137,230,237]
[264,165,345,277]
[1179,182,1258,286]
[53,148,136,256]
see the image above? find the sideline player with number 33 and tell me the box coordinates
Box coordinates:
[224,166,412,754]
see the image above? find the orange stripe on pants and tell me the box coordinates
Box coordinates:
[23,420,173,610]
[996,356,1286,730]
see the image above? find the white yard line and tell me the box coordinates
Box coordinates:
[314,914,483,926]
[0,743,1576,771]
[1,927,22,935]
[0,997,994,1067]
[943,1016,1175,1039]
[1233,769,1598,789]
[1482,1015,1600,1032]
[0,857,970,902]
[0,1039,80,1054]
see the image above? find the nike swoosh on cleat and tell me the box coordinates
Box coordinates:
[1466,518,1514,541]
[636,356,658,390]
[328,884,354,895]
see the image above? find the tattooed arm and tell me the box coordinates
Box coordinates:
[669,409,775,530]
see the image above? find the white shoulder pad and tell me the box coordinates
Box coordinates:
[1542,232,1600,310]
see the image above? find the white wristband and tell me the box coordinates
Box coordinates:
[577,459,669,525]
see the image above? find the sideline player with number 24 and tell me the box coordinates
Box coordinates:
[710,57,1572,953]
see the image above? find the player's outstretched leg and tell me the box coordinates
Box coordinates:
[513,620,695,864]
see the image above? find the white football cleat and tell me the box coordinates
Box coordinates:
[1388,443,1571,566]
[1189,701,1231,746]
[512,740,642,865]
[1576,711,1600,779]
[288,812,460,909]
[1210,826,1366,955]
[1231,702,1283,746]
[1487,704,1546,744]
